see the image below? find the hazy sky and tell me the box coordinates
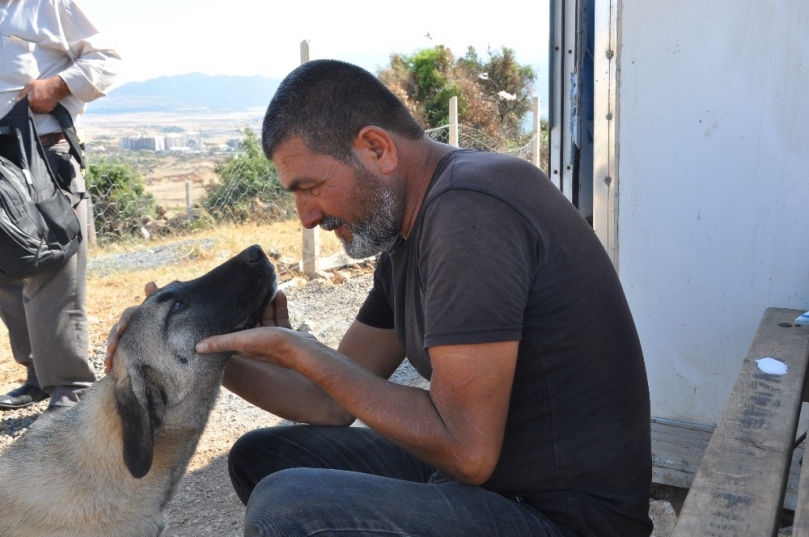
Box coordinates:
[77,0,550,106]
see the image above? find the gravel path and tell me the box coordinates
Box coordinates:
[86,238,217,276]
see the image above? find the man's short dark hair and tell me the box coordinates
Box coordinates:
[262,59,424,163]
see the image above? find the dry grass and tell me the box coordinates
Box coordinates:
[0,221,343,391]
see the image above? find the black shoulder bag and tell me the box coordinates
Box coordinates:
[0,97,85,283]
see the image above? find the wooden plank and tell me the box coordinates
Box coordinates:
[651,418,713,488]
[672,308,809,537]
[787,442,807,511]
[317,252,372,272]
[651,418,806,510]
[796,464,809,534]
[793,391,809,530]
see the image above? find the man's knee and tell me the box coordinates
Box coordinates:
[228,431,263,505]
[228,427,306,506]
[243,468,336,537]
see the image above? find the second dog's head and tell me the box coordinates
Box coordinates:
[112,244,277,478]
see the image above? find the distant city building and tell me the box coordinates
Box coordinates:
[120,131,203,152]
[120,135,165,151]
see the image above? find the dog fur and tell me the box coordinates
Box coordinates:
[0,245,277,537]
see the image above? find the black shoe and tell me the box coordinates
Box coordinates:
[0,384,49,410]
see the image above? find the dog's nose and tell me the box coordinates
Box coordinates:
[246,245,265,263]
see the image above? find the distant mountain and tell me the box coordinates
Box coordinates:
[86,73,281,114]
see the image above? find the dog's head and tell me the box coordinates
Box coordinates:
[112,244,277,478]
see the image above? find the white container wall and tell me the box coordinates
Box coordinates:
[608,0,809,427]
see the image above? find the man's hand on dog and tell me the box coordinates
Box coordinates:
[195,322,320,371]
[195,291,321,369]
[105,284,293,374]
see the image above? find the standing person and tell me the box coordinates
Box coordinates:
[0,0,121,411]
[108,59,652,536]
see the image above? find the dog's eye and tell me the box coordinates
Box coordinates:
[171,300,184,312]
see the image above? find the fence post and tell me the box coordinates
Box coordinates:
[185,180,193,228]
[449,96,459,147]
[532,95,541,169]
[86,196,97,248]
[300,39,320,278]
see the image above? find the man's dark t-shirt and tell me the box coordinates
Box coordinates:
[357,150,652,537]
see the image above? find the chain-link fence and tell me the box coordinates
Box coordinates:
[85,153,294,246]
[86,124,548,246]
[425,124,547,164]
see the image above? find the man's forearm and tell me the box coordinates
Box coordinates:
[222,356,355,426]
[224,337,466,478]
[293,341,501,485]
[201,324,513,484]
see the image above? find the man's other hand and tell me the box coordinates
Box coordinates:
[260,290,291,329]
[19,76,71,113]
[104,281,158,373]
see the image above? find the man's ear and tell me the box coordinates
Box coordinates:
[353,126,398,175]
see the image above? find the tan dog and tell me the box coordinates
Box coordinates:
[0,245,277,537]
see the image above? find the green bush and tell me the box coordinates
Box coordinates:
[204,128,292,222]
[85,158,155,242]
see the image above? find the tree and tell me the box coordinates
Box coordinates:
[460,46,537,139]
[85,158,155,242]
[379,46,462,128]
[378,45,536,139]
[204,128,291,222]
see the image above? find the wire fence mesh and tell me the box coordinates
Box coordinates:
[425,124,546,162]
[86,125,547,246]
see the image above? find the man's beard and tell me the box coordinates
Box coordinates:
[320,168,404,259]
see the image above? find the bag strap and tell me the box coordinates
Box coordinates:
[49,102,85,169]
[0,98,69,202]
[0,98,46,179]
[0,97,85,169]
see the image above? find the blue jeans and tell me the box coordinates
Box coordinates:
[229,425,564,537]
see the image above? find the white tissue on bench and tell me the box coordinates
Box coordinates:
[756,357,788,375]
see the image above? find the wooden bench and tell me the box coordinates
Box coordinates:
[671,307,809,537]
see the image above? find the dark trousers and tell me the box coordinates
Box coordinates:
[0,140,95,404]
[229,425,564,537]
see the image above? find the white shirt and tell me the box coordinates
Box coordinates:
[0,0,121,133]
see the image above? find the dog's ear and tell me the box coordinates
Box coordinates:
[114,365,167,479]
